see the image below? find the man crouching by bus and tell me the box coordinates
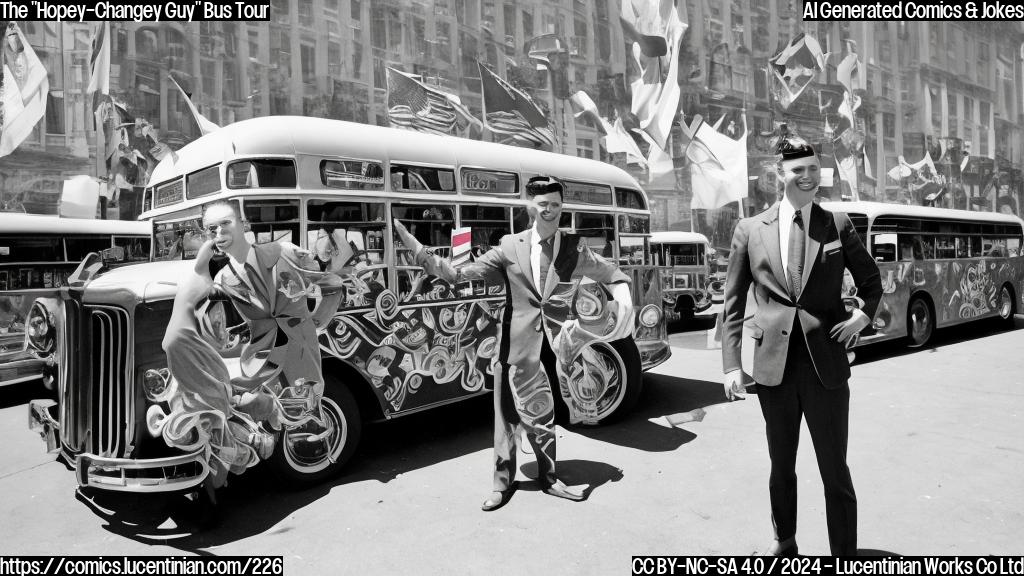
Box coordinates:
[393,176,634,511]
[158,201,346,513]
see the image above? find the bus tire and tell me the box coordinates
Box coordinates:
[907,295,934,348]
[997,282,1016,326]
[270,379,362,488]
[576,338,644,426]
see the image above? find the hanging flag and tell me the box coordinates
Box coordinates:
[0,23,49,158]
[627,0,686,150]
[386,67,461,135]
[604,116,645,164]
[451,227,472,268]
[634,129,674,188]
[688,116,749,210]
[478,62,554,150]
[833,129,864,201]
[168,74,219,136]
[769,33,827,109]
[86,21,110,99]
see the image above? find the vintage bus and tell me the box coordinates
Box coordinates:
[822,201,1024,347]
[28,116,670,493]
[649,231,724,324]
[1,214,150,387]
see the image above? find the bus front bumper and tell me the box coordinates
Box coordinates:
[75,449,210,493]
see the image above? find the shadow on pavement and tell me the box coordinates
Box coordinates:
[570,373,727,452]
[74,393,498,549]
[854,316,1022,365]
[518,458,625,499]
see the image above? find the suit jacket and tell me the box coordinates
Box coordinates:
[213,242,343,392]
[721,202,882,389]
[416,229,629,368]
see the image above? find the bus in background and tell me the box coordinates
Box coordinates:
[0,214,151,387]
[27,116,670,494]
[649,231,724,325]
[822,201,1024,348]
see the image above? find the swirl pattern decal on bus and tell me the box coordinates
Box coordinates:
[320,291,503,412]
[949,261,998,319]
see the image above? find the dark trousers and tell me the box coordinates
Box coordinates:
[755,326,857,556]
[492,336,560,492]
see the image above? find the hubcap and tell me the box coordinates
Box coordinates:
[282,397,347,474]
[567,343,627,422]
[999,287,1012,319]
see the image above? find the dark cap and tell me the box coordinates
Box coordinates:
[776,133,816,160]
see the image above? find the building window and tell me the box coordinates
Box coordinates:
[223,61,238,101]
[301,43,316,84]
[351,0,361,20]
[352,40,364,79]
[947,92,958,137]
[328,41,342,77]
[201,60,217,98]
[522,10,533,36]
[504,4,516,40]
[371,4,386,49]
[436,21,451,64]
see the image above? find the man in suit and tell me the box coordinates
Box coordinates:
[393,176,634,511]
[721,135,882,556]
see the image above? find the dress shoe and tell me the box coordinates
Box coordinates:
[542,479,587,502]
[760,537,798,557]
[481,482,518,512]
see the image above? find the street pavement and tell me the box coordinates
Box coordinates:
[0,316,1022,573]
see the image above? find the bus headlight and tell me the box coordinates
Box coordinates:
[26,302,56,355]
[638,304,662,329]
[143,368,173,403]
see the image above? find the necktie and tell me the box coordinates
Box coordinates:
[538,237,554,292]
[787,210,805,300]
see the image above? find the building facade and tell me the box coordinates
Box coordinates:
[2,4,1023,236]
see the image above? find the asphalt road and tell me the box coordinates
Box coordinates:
[1,316,1022,573]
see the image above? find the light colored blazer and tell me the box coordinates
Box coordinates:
[416,229,629,368]
[721,202,882,389]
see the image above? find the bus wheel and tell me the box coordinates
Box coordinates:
[573,339,643,425]
[907,297,933,348]
[271,380,362,487]
[997,283,1016,325]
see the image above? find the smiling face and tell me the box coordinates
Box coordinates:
[778,154,820,207]
[526,190,563,239]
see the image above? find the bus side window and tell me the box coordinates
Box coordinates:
[243,199,300,245]
[984,237,1008,257]
[307,200,388,309]
[392,204,460,302]
[871,233,897,262]
[898,236,915,261]
[911,235,925,260]
[1008,237,1021,257]
[955,236,970,259]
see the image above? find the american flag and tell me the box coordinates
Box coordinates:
[478,62,554,150]
[450,227,471,268]
[386,68,460,135]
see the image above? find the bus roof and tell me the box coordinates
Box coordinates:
[0,213,150,235]
[148,116,645,193]
[821,201,1024,226]
[650,231,710,244]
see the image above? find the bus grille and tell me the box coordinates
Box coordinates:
[89,306,134,458]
